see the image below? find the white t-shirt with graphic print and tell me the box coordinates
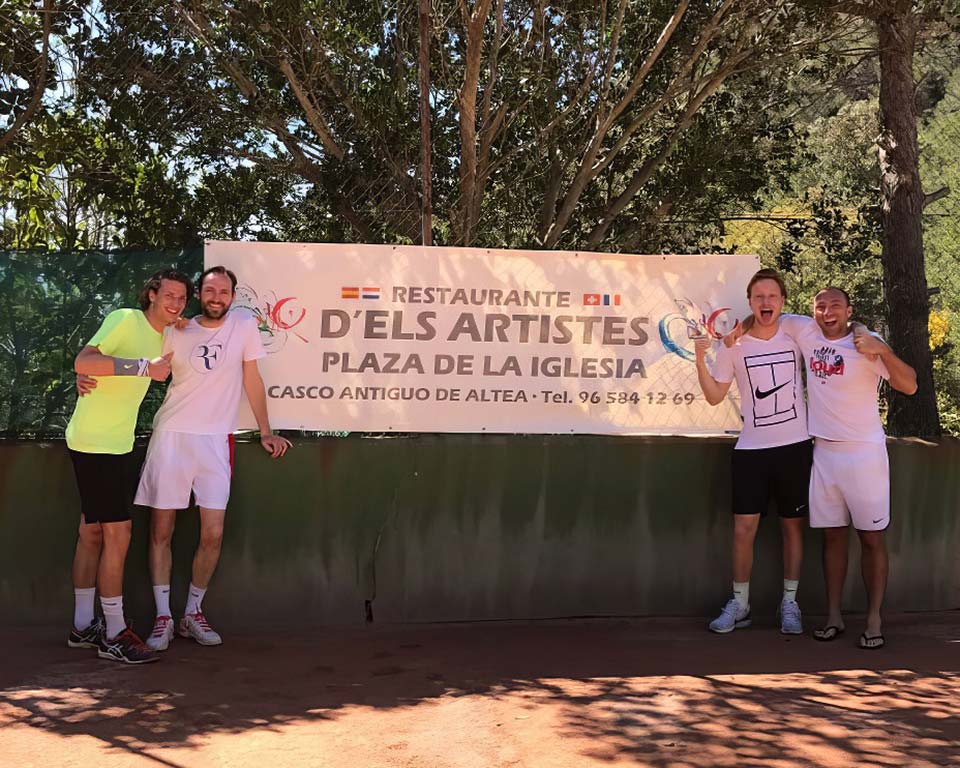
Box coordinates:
[711,329,809,450]
[152,310,266,435]
[779,314,890,445]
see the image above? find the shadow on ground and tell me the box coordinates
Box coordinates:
[2,612,959,767]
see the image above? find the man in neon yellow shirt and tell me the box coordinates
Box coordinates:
[66,269,192,664]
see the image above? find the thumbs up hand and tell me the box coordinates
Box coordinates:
[148,352,174,381]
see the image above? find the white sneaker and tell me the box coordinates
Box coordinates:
[709,598,751,633]
[146,615,175,651]
[179,611,223,646]
[779,598,803,635]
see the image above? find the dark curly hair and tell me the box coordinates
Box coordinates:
[138,269,195,311]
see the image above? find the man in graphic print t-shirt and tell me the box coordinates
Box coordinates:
[694,268,811,637]
[779,287,917,650]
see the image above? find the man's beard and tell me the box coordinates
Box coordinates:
[201,302,228,320]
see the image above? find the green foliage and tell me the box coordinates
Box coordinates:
[0,248,202,436]
[66,0,838,251]
[723,33,960,436]
[0,112,312,249]
[920,61,960,435]
[0,0,76,141]
[1,2,958,436]
[0,112,197,248]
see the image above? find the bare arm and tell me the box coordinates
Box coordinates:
[74,346,172,381]
[242,359,291,457]
[853,335,918,395]
[882,349,918,395]
[694,337,732,406]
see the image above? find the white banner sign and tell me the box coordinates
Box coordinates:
[204,241,756,435]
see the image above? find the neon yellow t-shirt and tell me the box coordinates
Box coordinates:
[65,309,162,454]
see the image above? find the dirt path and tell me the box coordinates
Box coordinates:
[2,613,959,767]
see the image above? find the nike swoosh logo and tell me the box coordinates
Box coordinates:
[755,381,789,400]
[872,518,884,524]
[122,363,136,371]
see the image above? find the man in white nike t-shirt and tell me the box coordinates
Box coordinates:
[694,269,811,636]
[135,265,292,650]
[778,287,916,650]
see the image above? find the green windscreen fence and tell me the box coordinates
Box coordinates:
[0,247,202,437]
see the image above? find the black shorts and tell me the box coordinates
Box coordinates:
[69,449,136,524]
[731,440,813,518]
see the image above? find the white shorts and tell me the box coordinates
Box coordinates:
[809,438,889,531]
[134,431,232,510]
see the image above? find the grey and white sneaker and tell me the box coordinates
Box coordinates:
[779,598,803,635]
[179,612,222,646]
[146,615,175,651]
[68,616,105,649]
[709,598,752,634]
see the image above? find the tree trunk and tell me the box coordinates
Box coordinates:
[876,9,940,437]
[0,0,52,153]
[457,0,495,247]
[418,0,432,246]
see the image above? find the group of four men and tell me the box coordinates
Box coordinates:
[695,268,916,649]
[65,264,913,663]
[66,266,290,664]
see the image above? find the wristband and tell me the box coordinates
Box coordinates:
[113,357,150,376]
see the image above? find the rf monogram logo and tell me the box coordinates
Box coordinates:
[192,342,224,372]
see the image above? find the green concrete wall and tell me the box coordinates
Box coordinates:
[1,437,957,628]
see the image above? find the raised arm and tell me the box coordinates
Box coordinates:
[694,337,732,406]
[723,316,751,348]
[853,335,918,395]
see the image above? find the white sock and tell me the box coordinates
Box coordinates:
[733,581,750,609]
[74,587,96,631]
[100,596,125,640]
[783,579,799,602]
[153,585,171,618]
[185,583,206,616]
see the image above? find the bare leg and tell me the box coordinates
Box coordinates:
[732,514,761,584]
[858,529,887,638]
[97,520,131,598]
[822,526,849,629]
[191,507,226,589]
[150,509,177,586]
[779,517,804,582]
[72,515,103,589]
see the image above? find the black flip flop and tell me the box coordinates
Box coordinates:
[859,632,885,650]
[813,625,845,642]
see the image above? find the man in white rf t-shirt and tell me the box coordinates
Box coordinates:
[694,269,811,636]
[135,265,292,650]
[778,287,916,650]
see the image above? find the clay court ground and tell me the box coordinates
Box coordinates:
[2,612,959,768]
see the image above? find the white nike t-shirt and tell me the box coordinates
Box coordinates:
[152,310,266,435]
[711,329,809,450]
[779,314,890,444]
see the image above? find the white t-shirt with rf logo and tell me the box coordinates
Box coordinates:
[151,310,266,434]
